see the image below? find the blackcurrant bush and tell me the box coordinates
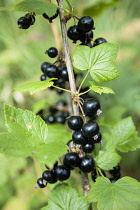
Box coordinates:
[72,130,88,145]
[82,141,94,153]
[56,116,66,124]
[82,120,99,138]
[83,98,101,118]
[46,115,56,124]
[54,165,70,181]
[44,64,59,78]
[37,177,46,188]
[42,170,54,182]
[40,74,47,81]
[41,62,51,73]
[59,67,69,81]
[47,47,58,58]
[63,152,80,168]
[67,116,83,131]
[94,37,107,46]
[67,25,81,42]
[92,133,102,143]
[77,16,94,33]
[79,156,94,173]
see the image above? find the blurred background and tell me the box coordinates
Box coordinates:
[0,0,140,209]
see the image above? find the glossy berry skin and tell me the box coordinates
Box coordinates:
[80,30,93,42]
[82,120,99,138]
[24,13,35,25]
[46,115,56,124]
[110,165,120,175]
[82,141,94,153]
[80,42,93,48]
[54,165,70,181]
[44,64,59,78]
[17,17,30,29]
[47,47,58,58]
[67,25,81,42]
[41,62,51,73]
[61,111,69,118]
[83,98,101,118]
[63,152,80,168]
[59,67,69,81]
[37,178,46,188]
[56,100,67,107]
[56,116,66,124]
[94,37,107,46]
[40,74,47,81]
[79,156,94,173]
[92,133,102,143]
[56,89,64,94]
[67,116,83,131]
[114,172,121,179]
[49,177,58,184]
[110,178,117,183]
[77,16,94,33]
[72,130,88,145]
[42,170,54,182]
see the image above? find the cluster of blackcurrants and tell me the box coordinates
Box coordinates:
[17,13,36,29]
[40,47,70,95]
[67,15,107,47]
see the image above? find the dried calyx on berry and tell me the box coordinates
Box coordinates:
[17,13,35,29]
[42,9,59,23]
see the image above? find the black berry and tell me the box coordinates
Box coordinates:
[47,47,58,58]
[56,89,64,94]
[110,165,120,175]
[46,115,56,124]
[56,116,66,124]
[40,74,47,81]
[94,37,107,46]
[79,156,94,173]
[42,170,54,182]
[44,64,59,78]
[67,25,81,42]
[77,16,94,33]
[17,17,30,29]
[59,67,69,81]
[80,42,93,48]
[82,120,99,138]
[56,100,67,107]
[79,30,93,43]
[63,152,80,168]
[67,116,83,131]
[82,141,94,153]
[41,62,51,73]
[54,165,70,181]
[83,98,101,118]
[72,130,88,145]
[92,133,102,143]
[37,178,46,188]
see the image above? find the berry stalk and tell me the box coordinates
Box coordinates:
[57,0,91,197]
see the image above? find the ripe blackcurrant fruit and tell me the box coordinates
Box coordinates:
[77,16,94,33]
[67,116,83,131]
[41,62,51,73]
[42,170,54,182]
[54,165,70,181]
[83,98,101,118]
[82,141,94,153]
[80,42,93,48]
[79,30,93,42]
[40,74,47,81]
[67,25,81,42]
[114,172,121,179]
[49,177,58,184]
[59,67,69,81]
[24,13,35,25]
[17,17,31,29]
[82,121,99,138]
[91,173,99,182]
[44,64,59,78]
[56,116,66,124]
[56,89,64,94]
[47,47,58,58]
[56,100,67,107]
[61,111,69,118]
[49,106,58,114]
[72,130,88,145]
[37,177,46,188]
[110,178,117,183]
[46,115,56,124]
[92,133,102,143]
[94,37,107,46]
[63,152,80,168]
[79,156,94,173]
[110,165,120,175]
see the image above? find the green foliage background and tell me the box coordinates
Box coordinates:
[0,0,140,209]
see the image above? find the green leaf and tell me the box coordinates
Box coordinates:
[13,78,55,95]
[13,0,57,17]
[41,184,89,210]
[0,105,70,164]
[111,117,140,152]
[89,81,115,95]
[73,43,119,83]
[94,150,121,170]
[0,7,12,11]
[88,177,140,210]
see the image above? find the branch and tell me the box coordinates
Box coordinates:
[57,0,91,198]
